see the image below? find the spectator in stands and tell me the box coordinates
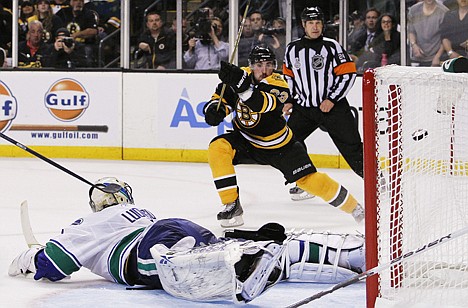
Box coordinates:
[56,0,98,67]
[184,16,228,70]
[408,0,449,67]
[44,27,87,68]
[440,0,468,59]
[349,8,381,72]
[18,20,48,67]
[136,11,175,69]
[249,10,266,33]
[28,0,64,44]
[347,11,365,52]
[258,17,286,68]
[248,11,267,46]
[168,17,187,36]
[19,1,35,42]
[0,2,12,53]
[369,13,401,65]
[238,17,256,67]
[51,0,69,15]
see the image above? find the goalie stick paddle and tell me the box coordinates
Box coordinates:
[0,132,121,193]
[20,201,41,247]
[216,0,251,111]
[285,225,468,308]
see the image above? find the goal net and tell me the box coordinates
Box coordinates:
[362,65,468,308]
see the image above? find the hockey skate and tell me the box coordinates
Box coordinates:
[217,198,244,228]
[351,203,365,224]
[289,185,315,201]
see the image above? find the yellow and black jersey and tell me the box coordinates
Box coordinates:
[210,68,294,150]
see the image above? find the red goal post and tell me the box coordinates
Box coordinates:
[362,66,468,308]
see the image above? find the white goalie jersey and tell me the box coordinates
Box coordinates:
[41,204,156,283]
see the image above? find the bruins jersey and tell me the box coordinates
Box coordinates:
[210,68,294,150]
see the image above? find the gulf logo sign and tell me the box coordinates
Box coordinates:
[45,79,89,121]
[0,81,17,133]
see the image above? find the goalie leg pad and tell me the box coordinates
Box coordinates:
[284,231,365,281]
[286,262,357,283]
[150,240,243,302]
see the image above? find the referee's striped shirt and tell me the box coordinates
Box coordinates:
[283,36,356,108]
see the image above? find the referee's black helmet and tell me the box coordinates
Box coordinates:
[301,6,324,23]
[248,46,277,68]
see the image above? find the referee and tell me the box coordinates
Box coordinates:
[282,6,363,201]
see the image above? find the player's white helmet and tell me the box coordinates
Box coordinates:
[88,177,134,212]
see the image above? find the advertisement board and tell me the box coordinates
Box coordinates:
[1,70,364,168]
[0,71,122,158]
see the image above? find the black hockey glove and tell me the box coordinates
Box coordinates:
[218,61,251,93]
[224,222,287,242]
[204,102,227,126]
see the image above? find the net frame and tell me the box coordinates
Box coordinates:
[363,66,468,308]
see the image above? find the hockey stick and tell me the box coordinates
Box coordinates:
[20,200,41,247]
[285,225,468,308]
[216,0,251,111]
[10,124,109,132]
[0,132,120,193]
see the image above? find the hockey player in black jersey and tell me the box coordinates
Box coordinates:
[203,46,365,228]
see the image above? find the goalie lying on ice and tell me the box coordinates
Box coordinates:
[8,177,365,303]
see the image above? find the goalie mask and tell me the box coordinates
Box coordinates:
[248,46,277,70]
[89,177,134,212]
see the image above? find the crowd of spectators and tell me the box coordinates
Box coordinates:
[0,0,467,71]
[1,0,121,69]
[348,0,468,73]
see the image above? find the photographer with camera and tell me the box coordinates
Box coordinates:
[258,17,286,68]
[43,27,87,68]
[183,12,229,70]
[245,11,286,68]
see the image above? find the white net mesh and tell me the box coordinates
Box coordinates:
[372,65,468,307]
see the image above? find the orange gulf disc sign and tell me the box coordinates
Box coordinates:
[45,79,90,122]
[0,81,18,133]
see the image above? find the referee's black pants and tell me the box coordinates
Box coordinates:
[287,99,363,178]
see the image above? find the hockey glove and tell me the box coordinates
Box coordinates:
[204,102,227,126]
[218,61,251,93]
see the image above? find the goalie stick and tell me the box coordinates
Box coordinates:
[20,200,41,247]
[285,225,468,308]
[0,132,120,193]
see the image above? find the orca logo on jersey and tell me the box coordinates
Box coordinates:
[0,81,18,133]
[72,218,84,225]
[312,55,324,70]
[45,79,90,122]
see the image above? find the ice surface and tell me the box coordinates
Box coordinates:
[0,158,365,307]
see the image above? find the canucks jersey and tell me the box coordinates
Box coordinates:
[210,68,294,150]
[39,204,156,284]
